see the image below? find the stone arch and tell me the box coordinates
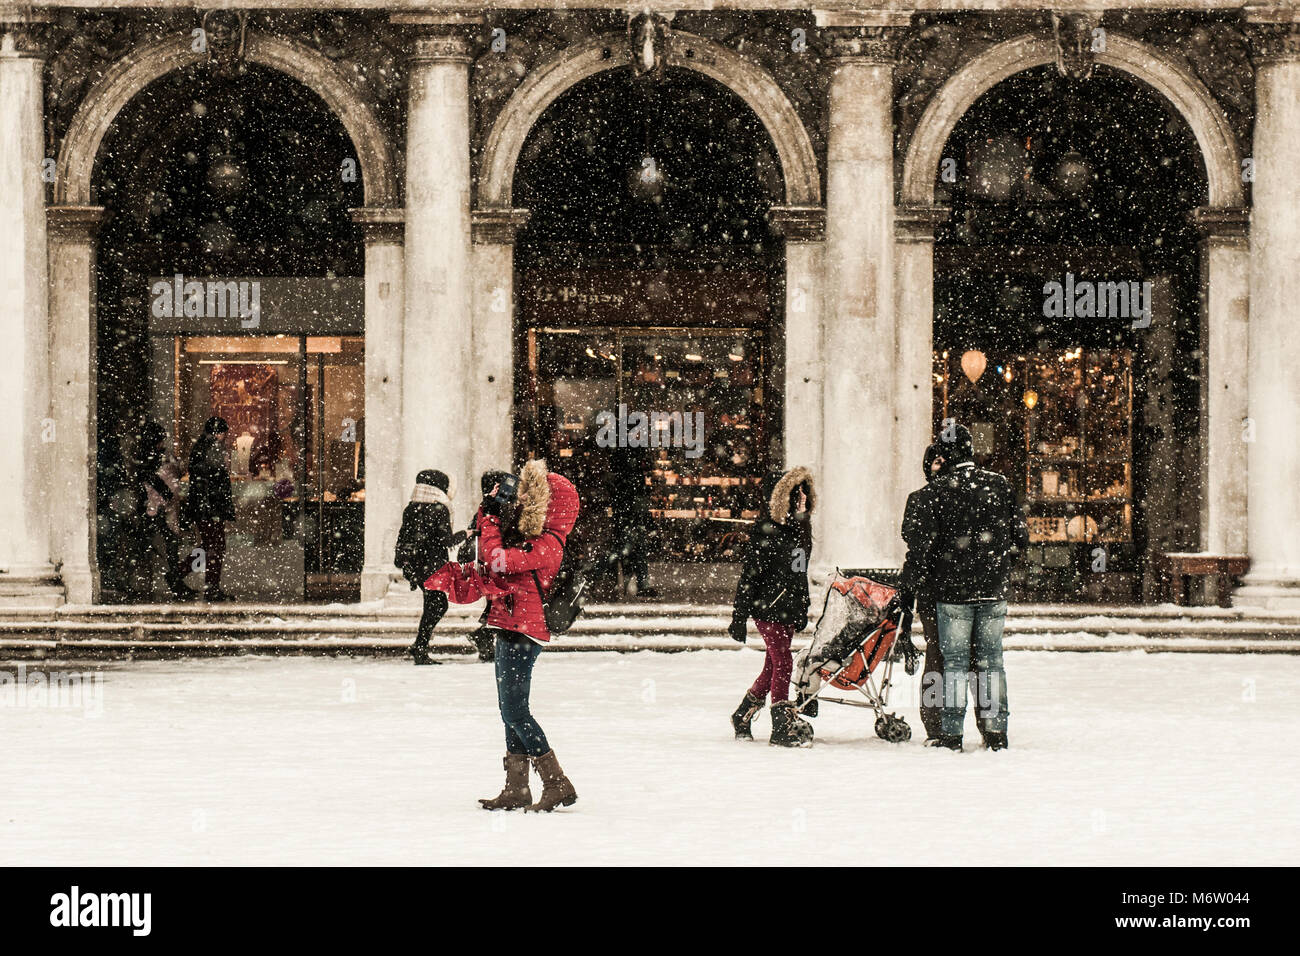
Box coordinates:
[56,31,397,207]
[901,32,1243,208]
[479,31,821,209]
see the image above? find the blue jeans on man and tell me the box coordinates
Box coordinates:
[935,600,1008,739]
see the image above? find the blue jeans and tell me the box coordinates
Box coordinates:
[493,630,550,757]
[935,601,1009,738]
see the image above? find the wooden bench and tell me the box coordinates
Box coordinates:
[1154,553,1250,608]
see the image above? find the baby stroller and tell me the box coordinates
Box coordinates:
[794,573,914,743]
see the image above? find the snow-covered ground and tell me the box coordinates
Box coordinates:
[3,649,1296,866]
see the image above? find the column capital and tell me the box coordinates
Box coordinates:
[47,205,106,243]
[0,8,55,58]
[351,206,405,244]
[1190,206,1250,242]
[767,205,826,243]
[815,10,910,63]
[391,11,483,65]
[472,206,530,245]
[1245,8,1300,62]
[895,204,951,243]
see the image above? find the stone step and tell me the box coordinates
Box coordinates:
[4,599,1300,661]
[3,630,1300,661]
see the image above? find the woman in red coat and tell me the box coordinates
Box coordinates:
[472,459,581,812]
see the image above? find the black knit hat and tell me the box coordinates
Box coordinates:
[416,469,451,493]
[480,469,512,497]
[922,442,944,481]
[937,422,974,463]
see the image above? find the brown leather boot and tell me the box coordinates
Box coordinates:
[478,754,532,810]
[525,750,578,812]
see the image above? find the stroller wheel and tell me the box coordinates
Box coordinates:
[874,713,912,743]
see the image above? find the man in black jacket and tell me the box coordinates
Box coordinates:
[898,423,1028,751]
[910,442,946,740]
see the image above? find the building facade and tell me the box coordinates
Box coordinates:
[0,1,1297,607]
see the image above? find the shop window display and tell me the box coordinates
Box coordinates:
[525,327,768,565]
[162,334,365,601]
[935,345,1136,599]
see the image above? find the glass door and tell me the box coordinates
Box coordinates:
[175,335,308,601]
[303,336,366,601]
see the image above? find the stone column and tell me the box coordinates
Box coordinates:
[893,204,950,560]
[0,15,59,605]
[817,13,906,571]
[470,208,529,490]
[351,207,406,603]
[1190,207,1250,559]
[47,206,106,605]
[394,12,480,530]
[1240,14,1300,607]
[769,205,827,552]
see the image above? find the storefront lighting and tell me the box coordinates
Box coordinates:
[961,349,987,383]
[1004,368,1014,382]
[685,353,703,362]
[198,359,289,366]
[727,352,743,362]
[1023,389,1039,410]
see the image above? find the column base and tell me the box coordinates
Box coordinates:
[60,565,97,606]
[1233,573,1300,610]
[380,579,424,614]
[0,568,65,609]
[361,566,401,604]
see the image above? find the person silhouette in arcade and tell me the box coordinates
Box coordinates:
[185,417,236,602]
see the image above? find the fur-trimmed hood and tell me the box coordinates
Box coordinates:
[515,459,551,538]
[514,458,581,541]
[768,466,816,525]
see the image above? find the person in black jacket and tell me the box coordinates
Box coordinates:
[185,417,235,602]
[395,469,465,665]
[606,446,657,597]
[910,442,946,741]
[136,420,195,600]
[457,469,514,663]
[729,466,816,747]
[898,423,1028,752]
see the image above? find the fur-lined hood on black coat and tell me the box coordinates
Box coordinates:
[766,465,816,525]
[733,466,816,632]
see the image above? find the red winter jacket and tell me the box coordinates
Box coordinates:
[474,467,580,645]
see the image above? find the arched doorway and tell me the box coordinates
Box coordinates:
[932,63,1209,601]
[511,65,785,602]
[91,62,366,603]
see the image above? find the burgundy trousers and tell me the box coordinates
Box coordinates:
[749,619,795,703]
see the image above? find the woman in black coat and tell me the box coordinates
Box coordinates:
[729,466,816,747]
[394,469,464,665]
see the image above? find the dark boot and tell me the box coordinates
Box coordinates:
[925,734,963,752]
[769,700,813,748]
[731,692,764,740]
[409,643,440,666]
[981,731,1008,751]
[478,754,532,811]
[525,750,578,812]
